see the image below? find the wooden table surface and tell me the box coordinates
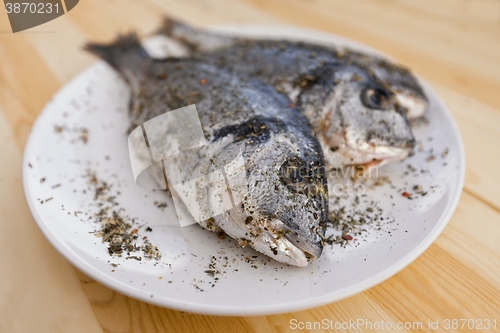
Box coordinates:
[1,0,499,332]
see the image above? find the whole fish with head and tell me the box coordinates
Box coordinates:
[85,34,329,267]
[157,18,417,170]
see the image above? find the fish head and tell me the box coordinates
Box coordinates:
[212,127,328,267]
[304,64,416,169]
[244,131,328,266]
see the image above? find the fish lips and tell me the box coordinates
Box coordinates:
[342,134,415,170]
[267,217,325,260]
[365,121,417,153]
[350,146,412,170]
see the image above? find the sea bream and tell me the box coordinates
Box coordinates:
[85,34,329,267]
[158,17,428,120]
[298,63,416,169]
[157,19,416,170]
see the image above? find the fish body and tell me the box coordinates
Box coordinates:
[85,34,329,267]
[159,17,428,120]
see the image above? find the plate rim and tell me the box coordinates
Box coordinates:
[21,23,466,316]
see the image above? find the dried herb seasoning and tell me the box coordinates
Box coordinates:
[84,171,161,261]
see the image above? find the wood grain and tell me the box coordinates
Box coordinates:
[0,110,103,333]
[1,0,499,332]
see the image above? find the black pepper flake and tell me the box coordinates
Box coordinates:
[154,201,168,210]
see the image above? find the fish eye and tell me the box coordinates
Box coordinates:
[280,158,309,191]
[361,87,391,110]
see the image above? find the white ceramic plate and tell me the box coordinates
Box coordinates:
[22,24,465,315]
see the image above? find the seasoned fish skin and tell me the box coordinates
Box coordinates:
[85,34,328,267]
[158,17,428,120]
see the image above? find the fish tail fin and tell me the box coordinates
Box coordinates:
[84,32,149,73]
[156,16,234,52]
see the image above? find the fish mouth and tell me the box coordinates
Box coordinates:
[345,145,412,171]
[283,232,322,259]
[267,218,323,259]
[323,138,413,170]
[393,86,429,119]
[351,158,385,170]
[219,209,320,267]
